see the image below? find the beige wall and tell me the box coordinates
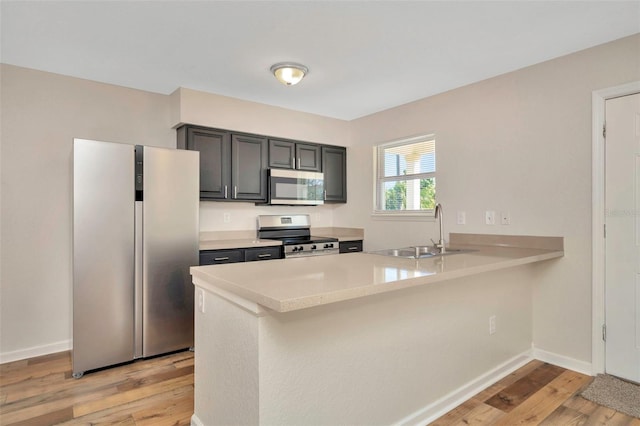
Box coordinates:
[172,87,350,145]
[343,33,640,363]
[0,65,174,359]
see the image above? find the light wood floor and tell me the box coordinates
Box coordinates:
[0,350,194,425]
[432,359,640,426]
[1,352,638,425]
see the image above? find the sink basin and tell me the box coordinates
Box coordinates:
[368,246,474,259]
[369,248,419,258]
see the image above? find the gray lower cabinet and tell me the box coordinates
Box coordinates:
[244,246,282,262]
[178,125,268,202]
[200,246,283,266]
[339,240,363,253]
[200,249,244,265]
[322,146,347,203]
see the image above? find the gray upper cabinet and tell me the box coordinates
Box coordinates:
[178,126,230,200]
[177,125,267,202]
[231,134,268,201]
[178,125,345,204]
[322,146,347,203]
[268,139,295,169]
[269,139,321,172]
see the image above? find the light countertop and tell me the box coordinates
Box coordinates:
[199,227,364,251]
[191,233,563,313]
[200,239,282,251]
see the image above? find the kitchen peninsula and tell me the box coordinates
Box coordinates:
[190,233,563,426]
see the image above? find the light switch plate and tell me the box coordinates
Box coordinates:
[485,210,496,225]
[457,211,466,225]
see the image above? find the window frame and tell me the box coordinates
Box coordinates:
[372,134,436,218]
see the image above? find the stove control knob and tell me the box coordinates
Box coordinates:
[324,243,334,249]
[311,245,317,250]
[291,247,298,252]
[298,246,304,251]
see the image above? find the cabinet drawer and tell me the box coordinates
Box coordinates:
[200,249,244,265]
[339,240,363,254]
[244,246,282,262]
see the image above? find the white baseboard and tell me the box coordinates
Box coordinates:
[396,350,534,426]
[191,414,204,426]
[0,340,71,364]
[396,347,593,426]
[530,346,593,376]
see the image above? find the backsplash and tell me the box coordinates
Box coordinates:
[199,201,337,232]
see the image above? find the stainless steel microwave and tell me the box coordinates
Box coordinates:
[267,169,324,205]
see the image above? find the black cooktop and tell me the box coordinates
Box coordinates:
[268,235,338,246]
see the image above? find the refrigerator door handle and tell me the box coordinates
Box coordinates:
[134,201,143,359]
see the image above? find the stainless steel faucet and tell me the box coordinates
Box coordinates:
[434,203,445,253]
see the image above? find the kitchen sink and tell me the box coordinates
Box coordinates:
[368,246,474,259]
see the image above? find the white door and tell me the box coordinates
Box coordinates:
[605,92,640,383]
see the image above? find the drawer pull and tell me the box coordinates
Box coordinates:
[258,253,272,258]
[348,246,359,251]
[214,256,230,261]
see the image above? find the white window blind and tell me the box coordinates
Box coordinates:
[375,135,436,213]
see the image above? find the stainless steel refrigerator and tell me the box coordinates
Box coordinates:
[72,138,199,377]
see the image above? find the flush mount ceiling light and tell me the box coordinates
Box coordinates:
[270,62,308,86]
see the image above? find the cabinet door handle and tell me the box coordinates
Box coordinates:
[291,157,295,169]
[257,253,272,258]
[214,256,229,261]
[323,190,327,200]
[233,186,238,199]
[348,246,359,251]
[298,158,301,169]
[224,185,228,199]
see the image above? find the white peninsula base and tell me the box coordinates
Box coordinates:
[190,234,563,425]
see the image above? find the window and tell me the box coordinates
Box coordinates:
[374,135,436,213]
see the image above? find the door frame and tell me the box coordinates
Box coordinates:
[592,81,640,375]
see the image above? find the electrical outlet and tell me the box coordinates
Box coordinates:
[457,211,466,225]
[485,210,496,225]
[223,213,231,223]
[489,315,496,335]
[198,289,205,313]
[501,211,511,225]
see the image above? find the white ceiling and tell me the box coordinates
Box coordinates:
[2,1,639,120]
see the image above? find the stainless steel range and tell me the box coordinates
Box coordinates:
[257,214,339,258]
